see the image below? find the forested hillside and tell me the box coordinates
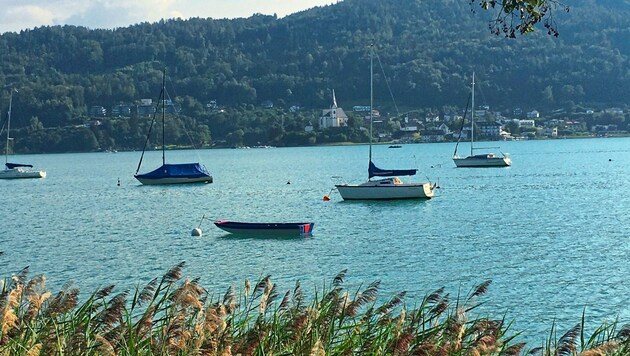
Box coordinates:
[1,0,629,152]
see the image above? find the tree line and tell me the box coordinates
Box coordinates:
[0,0,629,152]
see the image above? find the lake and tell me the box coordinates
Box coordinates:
[2,137,630,343]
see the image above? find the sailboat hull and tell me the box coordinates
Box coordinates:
[453,155,511,167]
[0,168,46,179]
[336,178,434,200]
[135,175,212,185]
[135,163,212,185]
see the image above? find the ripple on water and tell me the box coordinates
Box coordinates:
[2,139,630,342]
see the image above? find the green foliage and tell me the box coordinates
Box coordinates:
[3,265,630,355]
[0,0,629,152]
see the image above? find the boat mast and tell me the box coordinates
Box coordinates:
[369,43,374,174]
[470,72,475,157]
[161,69,166,166]
[5,88,14,165]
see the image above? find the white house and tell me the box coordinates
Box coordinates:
[526,110,540,118]
[400,126,418,133]
[542,127,558,137]
[477,122,502,137]
[425,113,440,123]
[437,123,451,134]
[319,90,348,128]
[420,129,446,142]
[519,119,536,128]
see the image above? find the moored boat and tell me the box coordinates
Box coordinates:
[134,69,212,185]
[452,72,511,168]
[334,44,434,200]
[214,220,314,237]
[453,153,511,167]
[0,88,46,180]
[0,164,46,179]
[135,163,212,185]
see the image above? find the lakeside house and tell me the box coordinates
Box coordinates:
[420,129,446,142]
[89,105,106,117]
[477,121,502,138]
[519,119,536,128]
[111,103,132,117]
[527,110,540,118]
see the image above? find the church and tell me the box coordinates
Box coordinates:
[319,90,348,128]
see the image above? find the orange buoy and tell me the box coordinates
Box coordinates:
[323,195,331,201]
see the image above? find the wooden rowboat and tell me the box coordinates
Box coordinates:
[213,220,314,237]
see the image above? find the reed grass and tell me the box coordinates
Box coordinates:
[2,263,630,355]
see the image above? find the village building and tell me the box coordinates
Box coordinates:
[319,90,348,128]
[477,121,502,138]
[89,105,106,117]
[519,119,536,128]
[420,129,446,142]
[111,103,132,117]
[527,110,540,118]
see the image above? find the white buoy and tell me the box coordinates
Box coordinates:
[191,214,206,236]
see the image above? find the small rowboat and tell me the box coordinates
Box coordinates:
[214,220,314,237]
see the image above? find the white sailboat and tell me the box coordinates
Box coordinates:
[134,69,212,185]
[0,88,46,179]
[335,45,434,200]
[453,72,511,168]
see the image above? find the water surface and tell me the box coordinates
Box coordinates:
[2,138,630,342]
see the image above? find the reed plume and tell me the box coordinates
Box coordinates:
[161,261,185,286]
[0,283,21,340]
[310,338,325,356]
[134,304,155,341]
[1,265,626,356]
[99,291,129,329]
[25,342,42,356]
[333,269,347,287]
[556,323,581,355]
[244,279,251,297]
[136,277,158,307]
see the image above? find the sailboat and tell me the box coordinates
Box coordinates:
[335,45,434,200]
[453,72,511,168]
[134,70,212,185]
[0,88,46,179]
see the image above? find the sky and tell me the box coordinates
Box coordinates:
[0,0,336,34]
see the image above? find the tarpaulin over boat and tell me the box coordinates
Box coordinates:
[135,163,210,179]
[368,161,417,179]
[6,163,33,169]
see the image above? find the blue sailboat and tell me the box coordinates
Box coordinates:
[134,70,212,185]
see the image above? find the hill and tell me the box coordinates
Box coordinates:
[0,0,629,152]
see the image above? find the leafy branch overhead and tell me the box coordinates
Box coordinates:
[472,0,570,37]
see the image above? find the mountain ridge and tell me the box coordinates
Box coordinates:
[0,0,629,152]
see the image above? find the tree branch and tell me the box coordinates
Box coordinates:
[471,0,570,38]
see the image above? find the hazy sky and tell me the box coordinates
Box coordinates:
[0,0,336,34]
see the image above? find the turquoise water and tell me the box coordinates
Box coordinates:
[2,138,630,342]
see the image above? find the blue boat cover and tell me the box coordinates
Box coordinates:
[368,161,417,179]
[136,163,210,179]
[6,163,33,169]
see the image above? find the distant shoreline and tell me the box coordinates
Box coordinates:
[6,133,630,156]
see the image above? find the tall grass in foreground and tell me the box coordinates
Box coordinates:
[1,262,630,355]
